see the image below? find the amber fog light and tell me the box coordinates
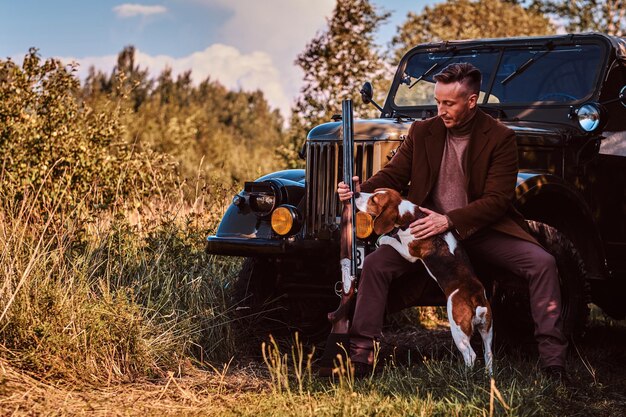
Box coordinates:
[271,205,300,236]
[356,211,374,239]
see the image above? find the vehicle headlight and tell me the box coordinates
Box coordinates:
[572,103,604,132]
[271,205,301,236]
[249,194,275,213]
[356,211,374,239]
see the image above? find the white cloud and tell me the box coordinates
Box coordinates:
[192,0,335,109]
[209,0,334,52]
[60,44,291,117]
[113,4,167,18]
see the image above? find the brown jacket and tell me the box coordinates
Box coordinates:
[360,109,536,244]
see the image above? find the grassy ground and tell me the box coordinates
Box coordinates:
[1,311,624,416]
[0,189,624,416]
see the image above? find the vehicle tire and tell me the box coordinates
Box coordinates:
[490,221,590,345]
[231,258,332,349]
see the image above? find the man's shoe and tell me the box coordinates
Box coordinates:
[543,365,570,385]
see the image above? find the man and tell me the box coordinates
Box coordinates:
[337,62,568,380]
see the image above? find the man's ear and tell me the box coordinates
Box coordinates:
[468,93,478,109]
[373,206,397,235]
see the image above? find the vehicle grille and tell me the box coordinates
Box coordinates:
[304,141,375,239]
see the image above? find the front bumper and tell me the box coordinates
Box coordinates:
[205,236,336,257]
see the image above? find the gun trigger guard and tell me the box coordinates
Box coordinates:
[334,281,343,297]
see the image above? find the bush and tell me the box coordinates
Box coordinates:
[0,49,248,384]
[0,49,176,212]
[0,187,241,383]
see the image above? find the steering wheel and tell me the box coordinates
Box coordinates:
[538,92,578,102]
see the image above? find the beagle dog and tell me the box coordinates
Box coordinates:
[355,188,493,373]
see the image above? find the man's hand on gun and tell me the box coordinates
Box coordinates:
[337,176,361,202]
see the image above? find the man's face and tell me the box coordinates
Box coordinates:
[434,81,478,129]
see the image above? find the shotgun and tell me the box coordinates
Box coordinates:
[320,99,357,371]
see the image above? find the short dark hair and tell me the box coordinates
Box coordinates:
[433,62,481,95]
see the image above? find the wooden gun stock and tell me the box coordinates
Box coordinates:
[327,98,357,334]
[327,202,356,333]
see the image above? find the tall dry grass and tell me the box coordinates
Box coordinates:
[0,178,242,385]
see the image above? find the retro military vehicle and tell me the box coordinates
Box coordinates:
[206,33,626,341]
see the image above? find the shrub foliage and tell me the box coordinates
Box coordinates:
[0,49,176,210]
[0,49,280,383]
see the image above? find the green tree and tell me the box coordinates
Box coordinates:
[530,1,626,36]
[390,0,555,63]
[283,0,390,168]
[83,46,153,111]
[81,46,287,188]
[134,77,285,185]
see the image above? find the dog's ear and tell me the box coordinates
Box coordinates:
[373,205,397,235]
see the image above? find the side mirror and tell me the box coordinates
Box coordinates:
[360,82,374,104]
[359,81,384,112]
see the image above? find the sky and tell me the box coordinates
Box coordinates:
[0,0,433,118]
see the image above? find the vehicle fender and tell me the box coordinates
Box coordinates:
[255,169,306,183]
[515,172,608,280]
[215,169,305,239]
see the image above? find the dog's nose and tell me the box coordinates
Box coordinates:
[353,192,360,199]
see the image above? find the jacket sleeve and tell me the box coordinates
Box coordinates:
[446,130,518,240]
[359,121,416,193]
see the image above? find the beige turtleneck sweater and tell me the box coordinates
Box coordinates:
[428,112,477,217]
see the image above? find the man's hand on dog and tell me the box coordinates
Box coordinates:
[410,207,451,239]
[337,180,450,238]
[337,176,360,202]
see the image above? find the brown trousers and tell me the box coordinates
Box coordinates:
[349,230,568,368]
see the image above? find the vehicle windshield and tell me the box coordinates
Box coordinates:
[393,43,604,107]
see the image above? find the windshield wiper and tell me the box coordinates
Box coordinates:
[501,41,554,85]
[407,44,492,90]
[408,45,466,89]
[408,63,439,89]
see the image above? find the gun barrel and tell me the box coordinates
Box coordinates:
[341,99,358,277]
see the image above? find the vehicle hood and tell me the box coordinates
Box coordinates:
[502,120,576,137]
[307,117,583,143]
[307,118,412,142]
